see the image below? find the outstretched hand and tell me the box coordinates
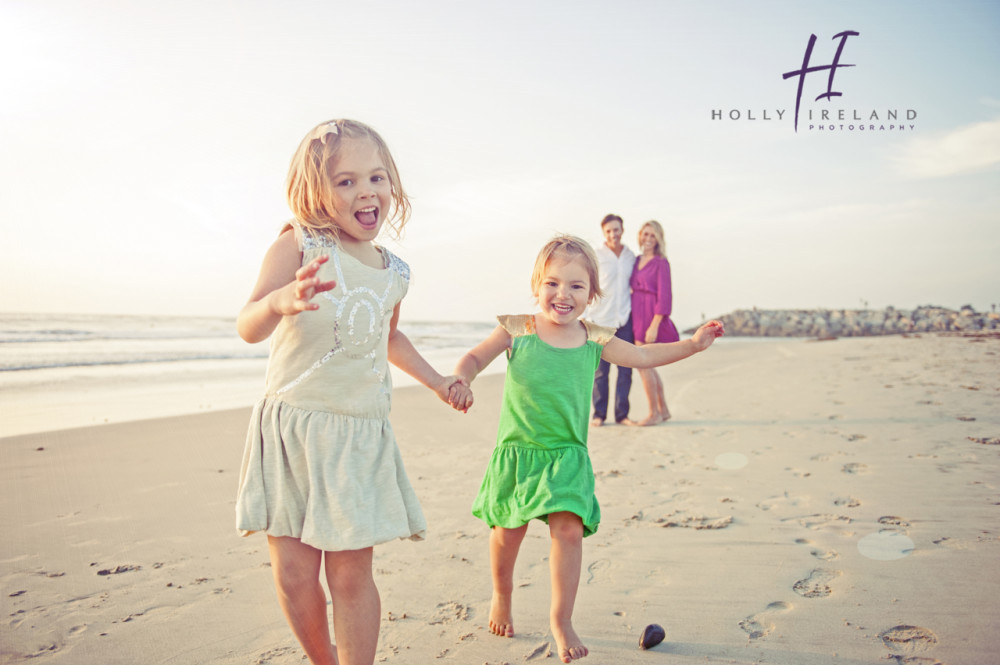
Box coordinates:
[273,255,337,316]
[691,320,725,351]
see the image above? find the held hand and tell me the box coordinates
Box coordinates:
[691,320,725,351]
[448,380,474,413]
[273,256,337,316]
[435,375,473,412]
[644,324,659,345]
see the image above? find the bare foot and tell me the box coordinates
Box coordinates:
[618,418,637,426]
[552,619,588,662]
[489,592,514,637]
[662,407,671,422]
[590,417,604,427]
[638,414,663,426]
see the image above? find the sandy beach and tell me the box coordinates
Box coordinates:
[2,333,998,664]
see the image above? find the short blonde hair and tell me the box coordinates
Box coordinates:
[638,220,667,258]
[530,235,603,303]
[286,119,411,239]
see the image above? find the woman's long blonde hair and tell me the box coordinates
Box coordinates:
[285,119,411,239]
[638,220,667,259]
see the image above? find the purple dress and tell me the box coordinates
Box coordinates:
[630,255,680,344]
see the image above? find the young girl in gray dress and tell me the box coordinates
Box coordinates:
[235,119,466,665]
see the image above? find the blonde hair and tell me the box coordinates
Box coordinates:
[286,119,411,239]
[530,235,603,303]
[638,220,667,258]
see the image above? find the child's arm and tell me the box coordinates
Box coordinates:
[603,320,724,369]
[237,229,337,344]
[387,303,468,411]
[449,325,512,412]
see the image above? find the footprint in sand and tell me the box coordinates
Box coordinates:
[878,625,939,659]
[877,516,911,531]
[785,514,852,531]
[795,538,839,561]
[757,492,802,512]
[659,514,733,530]
[739,601,792,640]
[429,601,471,625]
[833,496,861,508]
[586,558,611,584]
[524,642,552,660]
[254,646,297,664]
[842,463,869,474]
[792,568,842,598]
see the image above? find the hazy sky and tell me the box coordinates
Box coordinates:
[2,1,998,329]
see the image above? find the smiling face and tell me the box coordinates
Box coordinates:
[638,227,659,257]
[602,218,624,251]
[637,220,665,257]
[536,254,593,326]
[326,137,392,246]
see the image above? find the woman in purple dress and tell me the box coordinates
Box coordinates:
[630,220,680,426]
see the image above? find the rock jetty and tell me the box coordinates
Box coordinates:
[690,306,1000,338]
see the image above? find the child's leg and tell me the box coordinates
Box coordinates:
[324,547,379,665]
[267,535,338,665]
[489,524,528,637]
[547,512,588,663]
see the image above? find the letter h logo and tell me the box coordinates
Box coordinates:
[783,31,860,132]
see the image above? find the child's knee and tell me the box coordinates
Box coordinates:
[273,560,319,595]
[492,525,528,546]
[548,513,584,541]
[325,549,374,595]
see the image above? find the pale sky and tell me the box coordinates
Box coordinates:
[2,1,998,330]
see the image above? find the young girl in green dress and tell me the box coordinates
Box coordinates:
[449,235,723,663]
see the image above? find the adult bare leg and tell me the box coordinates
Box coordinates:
[650,368,670,422]
[636,368,665,426]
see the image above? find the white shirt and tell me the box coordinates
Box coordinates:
[586,242,635,328]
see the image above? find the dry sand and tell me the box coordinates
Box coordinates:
[2,334,998,664]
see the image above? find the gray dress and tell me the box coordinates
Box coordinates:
[236,222,426,551]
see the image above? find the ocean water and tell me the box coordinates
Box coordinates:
[0,312,495,372]
[0,313,498,437]
[0,313,772,437]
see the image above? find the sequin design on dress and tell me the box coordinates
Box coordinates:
[276,233,407,395]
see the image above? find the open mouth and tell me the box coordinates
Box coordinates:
[355,206,379,229]
[552,304,574,314]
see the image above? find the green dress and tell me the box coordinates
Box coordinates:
[472,315,615,537]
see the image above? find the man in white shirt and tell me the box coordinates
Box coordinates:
[586,214,636,426]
